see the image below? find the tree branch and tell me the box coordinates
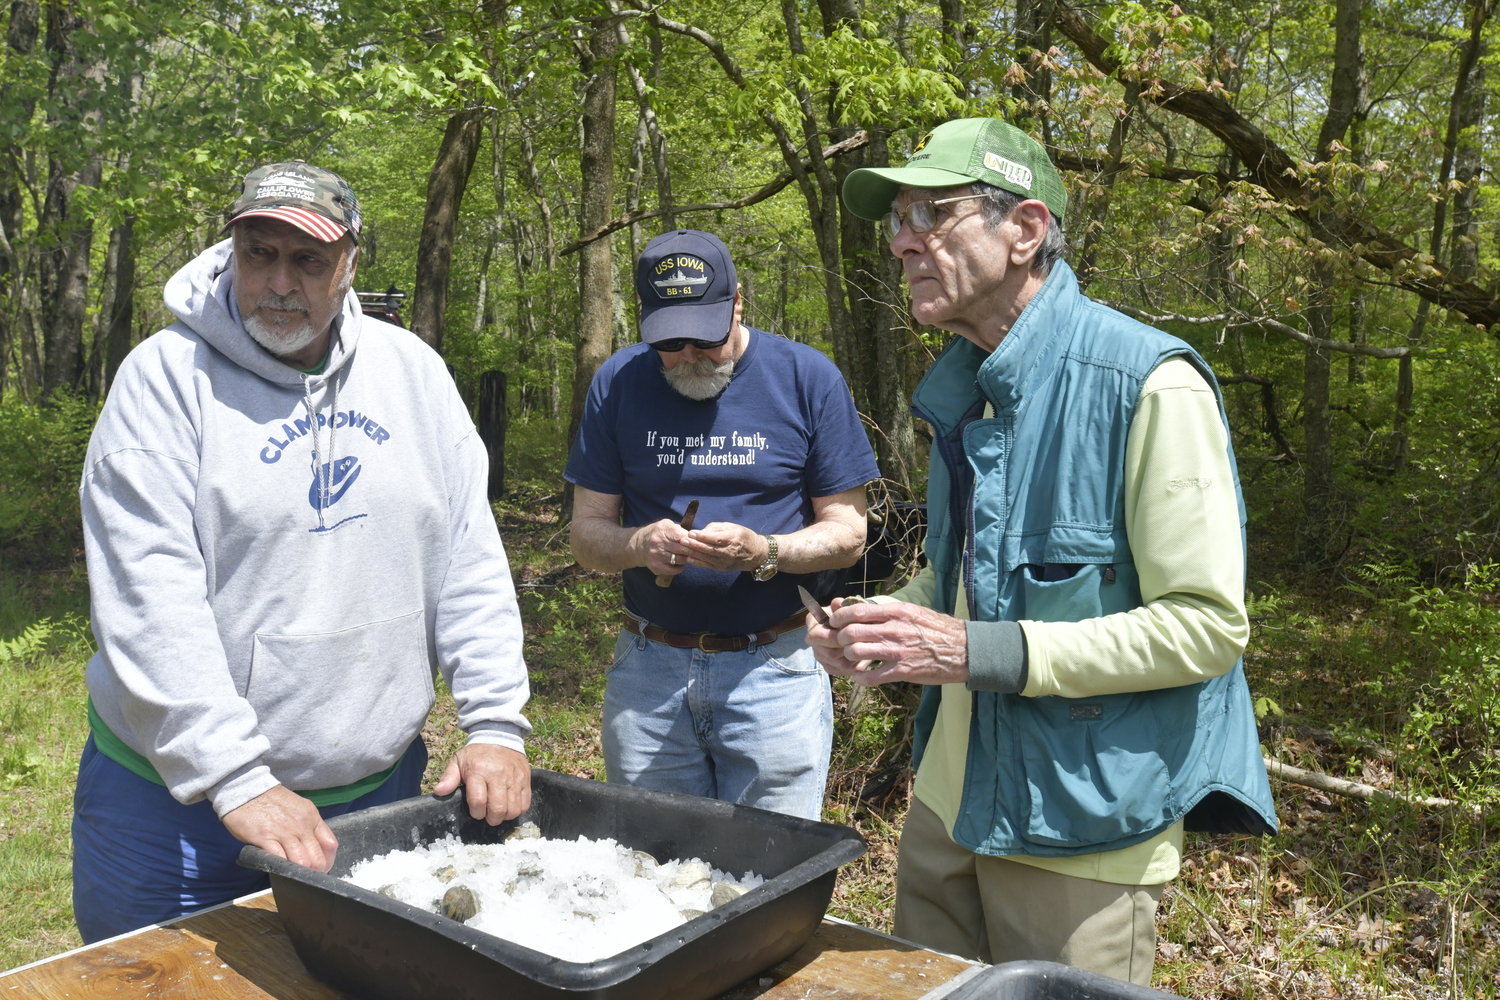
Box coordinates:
[1052,151,1236,184]
[1116,302,1416,358]
[1051,0,1500,332]
[1109,302,1414,357]
[1265,757,1475,815]
[626,0,818,212]
[1220,373,1297,459]
[558,131,869,256]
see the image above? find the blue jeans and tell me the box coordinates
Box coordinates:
[71,734,428,943]
[602,620,833,820]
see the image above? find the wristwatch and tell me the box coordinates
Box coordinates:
[752,535,779,581]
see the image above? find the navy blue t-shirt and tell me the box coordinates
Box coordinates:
[564,328,880,635]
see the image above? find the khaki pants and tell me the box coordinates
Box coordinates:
[893,798,1161,986]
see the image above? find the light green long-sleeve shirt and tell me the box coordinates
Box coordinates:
[884,357,1247,884]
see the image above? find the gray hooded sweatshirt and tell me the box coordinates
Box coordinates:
[81,240,531,817]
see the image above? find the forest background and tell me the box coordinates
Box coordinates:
[2,0,1500,997]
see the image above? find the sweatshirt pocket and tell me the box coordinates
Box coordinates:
[248,609,434,787]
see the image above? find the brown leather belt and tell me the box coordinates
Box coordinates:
[623,611,809,653]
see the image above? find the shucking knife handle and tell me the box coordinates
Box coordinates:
[655,500,700,588]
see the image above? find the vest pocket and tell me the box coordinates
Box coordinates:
[1019,563,1105,621]
[1014,686,1197,848]
[247,609,433,787]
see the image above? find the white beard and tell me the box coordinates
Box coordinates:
[663,356,735,400]
[244,295,321,357]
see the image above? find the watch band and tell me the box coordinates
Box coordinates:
[752,535,779,581]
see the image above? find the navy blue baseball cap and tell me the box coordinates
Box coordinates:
[635,230,737,344]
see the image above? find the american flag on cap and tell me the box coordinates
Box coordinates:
[224,161,362,244]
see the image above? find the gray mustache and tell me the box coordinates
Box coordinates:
[257,295,309,313]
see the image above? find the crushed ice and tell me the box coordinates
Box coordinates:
[345,822,764,963]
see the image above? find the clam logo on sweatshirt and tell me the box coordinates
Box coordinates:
[255,407,394,532]
[309,456,361,508]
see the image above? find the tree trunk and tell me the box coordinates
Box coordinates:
[1447,42,1486,281]
[412,108,486,352]
[19,281,41,401]
[1075,80,1138,288]
[0,210,13,404]
[1013,0,1055,145]
[104,216,135,394]
[836,129,916,483]
[1294,0,1361,556]
[1395,0,1486,457]
[776,256,790,341]
[1315,0,1364,158]
[510,215,539,417]
[1347,107,1369,384]
[90,216,134,399]
[567,19,618,460]
[818,5,916,483]
[478,370,508,500]
[777,0,858,399]
[615,14,674,232]
[1300,273,1335,564]
[611,239,631,353]
[937,0,970,96]
[518,131,560,420]
[625,115,646,268]
[38,0,105,400]
[0,0,40,405]
[38,151,102,398]
[1391,355,1413,471]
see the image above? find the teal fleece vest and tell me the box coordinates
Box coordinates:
[910,261,1277,858]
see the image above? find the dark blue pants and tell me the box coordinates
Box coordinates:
[71,735,427,943]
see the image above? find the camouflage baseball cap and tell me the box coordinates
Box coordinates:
[842,118,1067,225]
[224,161,361,243]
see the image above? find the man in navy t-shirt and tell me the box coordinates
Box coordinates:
[566,229,880,819]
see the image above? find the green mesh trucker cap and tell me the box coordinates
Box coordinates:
[842,118,1067,225]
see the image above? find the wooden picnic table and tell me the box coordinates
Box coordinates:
[1,891,983,1000]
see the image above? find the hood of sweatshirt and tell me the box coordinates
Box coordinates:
[163,237,363,385]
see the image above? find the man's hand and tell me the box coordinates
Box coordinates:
[630,518,693,577]
[221,784,338,872]
[807,599,969,687]
[433,744,532,825]
[679,522,769,572]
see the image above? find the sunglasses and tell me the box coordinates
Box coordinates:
[882,193,990,240]
[650,331,731,354]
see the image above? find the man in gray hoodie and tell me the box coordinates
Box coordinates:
[71,162,533,942]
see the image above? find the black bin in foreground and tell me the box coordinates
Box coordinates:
[948,960,1183,1000]
[237,768,866,1000]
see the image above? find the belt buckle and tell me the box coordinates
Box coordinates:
[698,632,714,653]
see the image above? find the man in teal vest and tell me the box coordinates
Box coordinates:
[808,118,1277,985]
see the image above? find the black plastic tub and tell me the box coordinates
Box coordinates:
[237,768,865,1000]
[947,960,1181,1000]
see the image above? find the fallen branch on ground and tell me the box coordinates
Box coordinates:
[1264,757,1479,816]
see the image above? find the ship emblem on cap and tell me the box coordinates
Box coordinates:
[649,254,713,299]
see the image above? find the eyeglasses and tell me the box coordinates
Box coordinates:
[883,193,990,240]
[651,331,731,353]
